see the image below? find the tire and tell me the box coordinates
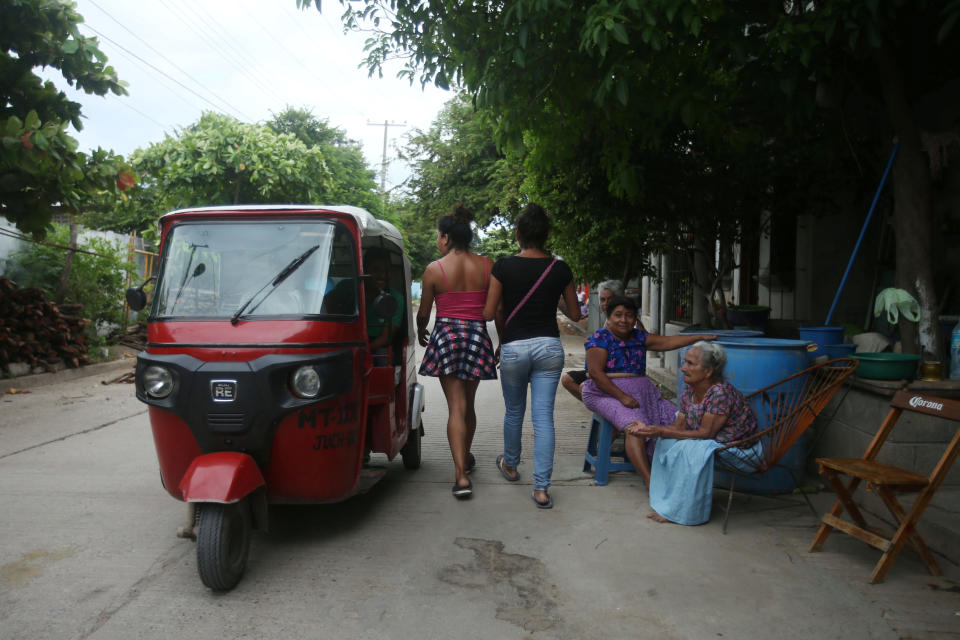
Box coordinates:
[400,414,422,470]
[196,501,251,591]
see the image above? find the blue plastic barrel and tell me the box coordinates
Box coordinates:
[677,337,810,494]
[798,326,844,362]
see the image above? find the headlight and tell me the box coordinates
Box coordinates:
[291,366,321,398]
[143,365,174,398]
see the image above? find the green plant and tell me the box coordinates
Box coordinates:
[5,223,134,346]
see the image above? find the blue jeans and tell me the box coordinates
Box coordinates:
[499,337,565,491]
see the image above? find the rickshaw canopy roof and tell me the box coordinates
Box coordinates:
[159,205,404,250]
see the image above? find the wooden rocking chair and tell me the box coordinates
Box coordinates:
[713,358,860,533]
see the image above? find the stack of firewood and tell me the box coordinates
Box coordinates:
[0,277,91,376]
[112,321,147,352]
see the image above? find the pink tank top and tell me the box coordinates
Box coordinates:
[434,258,489,321]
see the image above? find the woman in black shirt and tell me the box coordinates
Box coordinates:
[483,203,581,508]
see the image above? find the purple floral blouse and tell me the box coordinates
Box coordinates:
[680,381,759,444]
[584,327,649,375]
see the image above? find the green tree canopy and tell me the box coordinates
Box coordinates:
[401,94,525,227]
[267,106,382,214]
[304,0,960,352]
[87,112,336,235]
[1,0,133,237]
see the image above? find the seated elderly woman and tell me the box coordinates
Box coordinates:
[628,341,762,526]
[580,295,715,486]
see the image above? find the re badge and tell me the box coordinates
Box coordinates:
[210,379,238,402]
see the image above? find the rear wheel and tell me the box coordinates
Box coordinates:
[400,414,422,470]
[196,500,251,591]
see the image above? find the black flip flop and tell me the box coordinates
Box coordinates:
[496,455,519,482]
[465,453,476,475]
[452,478,473,500]
[531,491,553,509]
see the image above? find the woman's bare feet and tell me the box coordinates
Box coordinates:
[646,511,671,524]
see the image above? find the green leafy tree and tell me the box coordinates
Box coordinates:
[387,196,437,278]
[401,94,525,228]
[474,224,516,264]
[101,112,335,234]
[5,224,134,344]
[1,0,134,237]
[303,0,959,353]
[267,106,382,214]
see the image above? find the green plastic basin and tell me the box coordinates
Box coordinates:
[852,353,921,380]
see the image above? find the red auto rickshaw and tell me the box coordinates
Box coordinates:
[126,205,424,590]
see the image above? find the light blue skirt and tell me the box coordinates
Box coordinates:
[648,438,764,525]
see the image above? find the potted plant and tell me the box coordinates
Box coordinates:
[724,304,771,329]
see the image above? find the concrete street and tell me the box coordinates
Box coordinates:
[1,335,958,639]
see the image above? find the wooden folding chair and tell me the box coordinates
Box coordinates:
[713,358,860,533]
[809,391,960,583]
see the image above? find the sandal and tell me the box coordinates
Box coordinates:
[531,491,553,509]
[465,453,476,475]
[496,455,519,482]
[452,478,473,500]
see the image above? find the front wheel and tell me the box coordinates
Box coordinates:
[400,414,422,470]
[196,500,251,591]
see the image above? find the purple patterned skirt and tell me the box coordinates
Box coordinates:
[581,377,679,460]
[419,317,497,381]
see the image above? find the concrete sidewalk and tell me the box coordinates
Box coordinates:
[411,329,960,638]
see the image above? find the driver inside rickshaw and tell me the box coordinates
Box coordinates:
[362,247,404,353]
[323,247,403,357]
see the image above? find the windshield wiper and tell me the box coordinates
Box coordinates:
[230,244,320,325]
[169,243,207,312]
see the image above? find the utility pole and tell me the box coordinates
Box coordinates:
[367,120,406,206]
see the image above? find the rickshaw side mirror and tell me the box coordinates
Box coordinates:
[126,287,147,311]
[125,276,156,311]
[373,290,398,320]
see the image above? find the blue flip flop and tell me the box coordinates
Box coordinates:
[496,455,519,482]
[531,491,553,509]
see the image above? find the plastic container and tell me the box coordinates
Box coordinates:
[852,353,921,380]
[798,326,844,362]
[678,338,810,494]
[949,320,960,380]
[822,343,856,359]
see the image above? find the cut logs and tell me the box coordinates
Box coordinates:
[0,277,91,376]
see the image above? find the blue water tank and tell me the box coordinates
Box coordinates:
[678,337,810,493]
[798,326,844,362]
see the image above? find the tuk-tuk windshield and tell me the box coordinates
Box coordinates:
[151,220,358,319]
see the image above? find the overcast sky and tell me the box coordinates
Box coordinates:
[53,0,452,193]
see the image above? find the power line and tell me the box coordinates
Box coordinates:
[167,0,278,97]
[83,0,246,119]
[156,0,275,99]
[238,0,330,90]
[368,120,406,201]
[79,25,205,115]
[115,99,170,131]
[280,0,331,41]
[82,24,251,120]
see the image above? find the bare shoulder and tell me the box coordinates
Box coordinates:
[421,260,440,283]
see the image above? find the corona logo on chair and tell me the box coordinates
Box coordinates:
[908,396,944,412]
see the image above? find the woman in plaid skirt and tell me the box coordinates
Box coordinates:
[417,204,497,500]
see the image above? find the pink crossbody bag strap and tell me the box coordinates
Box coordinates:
[505,258,558,326]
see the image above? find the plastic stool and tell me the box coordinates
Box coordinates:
[582,413,634,485]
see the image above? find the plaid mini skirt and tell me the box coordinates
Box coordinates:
[419,317,497,380]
